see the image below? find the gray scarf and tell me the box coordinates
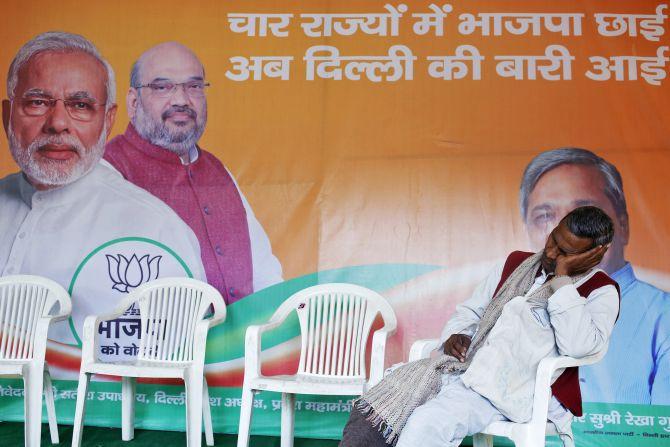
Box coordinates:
[356,252,586,445]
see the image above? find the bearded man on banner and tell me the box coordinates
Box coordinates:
[520,148,670,405]
[0,32,205,367]
[340,206,620,447]
[104,42,282,305]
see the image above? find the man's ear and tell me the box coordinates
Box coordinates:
[127,88,138,120]
[619,213,630,246]
[2,100,10,136]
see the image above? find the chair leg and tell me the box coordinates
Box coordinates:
[121,377,136,441]
[473,433,494,447]
[559,426,575,447]
[235,385,255,447]
[202,379,214,446]
[511,427,547,447]
[43,370,59,444]
[185,373,204,447]
[24,364,45,447]
[71,372,91,447]
[280,393,295,447]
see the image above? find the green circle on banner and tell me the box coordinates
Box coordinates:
[67,237,193,347]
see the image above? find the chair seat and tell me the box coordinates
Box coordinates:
[84,359,191,379]
[249,374,367,395]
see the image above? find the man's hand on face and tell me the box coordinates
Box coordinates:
[555,244,609,277]
[443,334,471,362]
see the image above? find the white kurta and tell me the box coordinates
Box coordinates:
[0,161,206,375]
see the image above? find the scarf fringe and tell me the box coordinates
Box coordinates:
[356,398,399,445]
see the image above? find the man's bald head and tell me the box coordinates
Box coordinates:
[130,42,204,89]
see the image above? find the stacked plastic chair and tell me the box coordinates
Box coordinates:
[71,277,226,447]
[237,283,397,447]
[0,275,72,446]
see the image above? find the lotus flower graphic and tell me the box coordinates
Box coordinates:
[106,254,162,293]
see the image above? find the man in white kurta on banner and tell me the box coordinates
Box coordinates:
[0,32,206,374]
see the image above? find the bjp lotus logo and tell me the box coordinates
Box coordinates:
[106,254,162,293]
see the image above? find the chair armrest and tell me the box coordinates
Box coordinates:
[51,312,71,323]
[192,320,213,365]
[207,302,227,328]
[535,352,604,392]
[79,313,122,365]
[80,315,101,364]
[51,299,72,322]
[368,327,395,388]
[530,351,606,427]
[243,319,286,379]
[409,338,442,362]
[79,307,147,364]
[30,317,56,361]
[242,295,295,360]
[91,300,139,325]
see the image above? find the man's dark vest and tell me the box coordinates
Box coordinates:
[492,251,620,416]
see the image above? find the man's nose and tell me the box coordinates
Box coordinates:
[169,85,190,106]
[42,100,70,134]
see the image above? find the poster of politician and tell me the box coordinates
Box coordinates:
[1,1,668,446]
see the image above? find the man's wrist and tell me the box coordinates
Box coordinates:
[554,265,569,276]
[550,275,572,292]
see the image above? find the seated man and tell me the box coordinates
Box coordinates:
[340,206,620,447]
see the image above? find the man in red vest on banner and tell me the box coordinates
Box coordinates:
[104,42,283,304]
[340,206,620,447]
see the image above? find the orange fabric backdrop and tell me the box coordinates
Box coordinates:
[1,0,668,283]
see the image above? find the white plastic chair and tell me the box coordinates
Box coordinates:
[71,277,226,447]
[0,275,72,447]
[236,283,397,447]
[409,338,607,447]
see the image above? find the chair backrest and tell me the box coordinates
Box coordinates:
[276,283,396,380]
[0,275,71,361]
[131,278,225,363]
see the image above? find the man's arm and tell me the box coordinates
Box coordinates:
[239,192,283,291]
[226,169,283,292]
[158,223,207,283]
[651,308,670,404]
[548,276,619,358]
[439,261,504,346]
[547,244,619,358]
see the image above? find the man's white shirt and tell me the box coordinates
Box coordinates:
[0,161,206,376]
[439,260,619,433]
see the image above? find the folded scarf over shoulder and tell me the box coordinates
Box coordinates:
[355,252,586,445]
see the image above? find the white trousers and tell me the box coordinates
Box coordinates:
[396,374,506,447]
